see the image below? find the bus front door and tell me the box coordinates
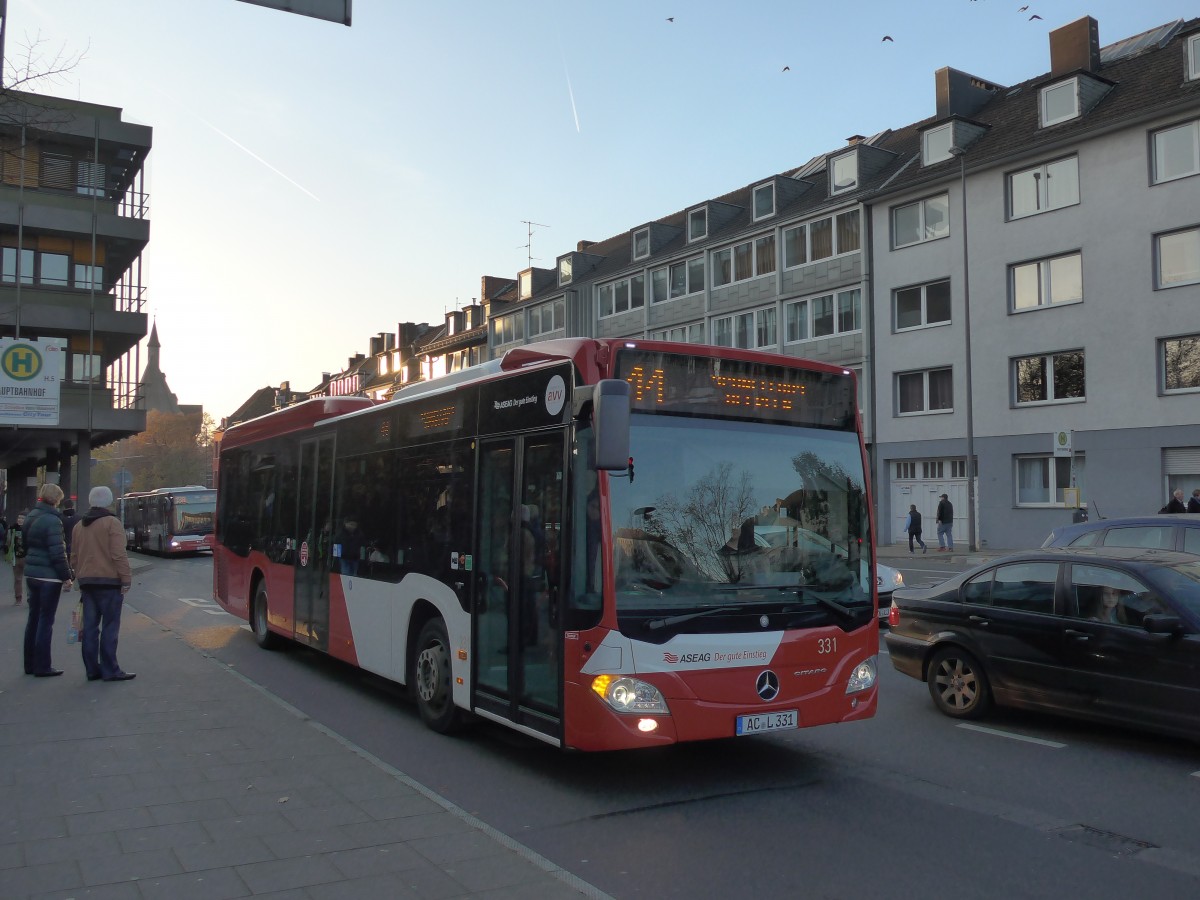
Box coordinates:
[295,435,334,652]
[475,432,565,738]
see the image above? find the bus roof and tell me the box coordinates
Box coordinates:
[219,396,375,451]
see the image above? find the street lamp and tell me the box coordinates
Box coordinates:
[948,144,977,553]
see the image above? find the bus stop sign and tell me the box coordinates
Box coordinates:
[300,541,309,567]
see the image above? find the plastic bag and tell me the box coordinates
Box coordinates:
[66,601,82,645]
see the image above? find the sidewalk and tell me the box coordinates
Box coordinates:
[0,576,608,899]
[877,541,1014,565]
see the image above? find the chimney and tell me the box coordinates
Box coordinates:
[935,67,1002,118]
[1050,16,1100,78]
[845,134,865,145]
[481,275,512,302]
[577,240,595,251]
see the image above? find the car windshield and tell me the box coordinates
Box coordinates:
[608,415,872,640]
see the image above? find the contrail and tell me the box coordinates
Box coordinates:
[153,87,320,201]
[562,57,581,133]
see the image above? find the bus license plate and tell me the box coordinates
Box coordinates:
[736,710,798,736]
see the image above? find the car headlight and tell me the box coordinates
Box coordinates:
[877,570,904,590]
[845,657,877,694]
[591,675,670,715]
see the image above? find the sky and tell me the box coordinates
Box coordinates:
[8,0,1193,421]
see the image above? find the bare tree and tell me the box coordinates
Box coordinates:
[647,462,756,582]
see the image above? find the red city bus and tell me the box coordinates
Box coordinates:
[123,486,217,554]
[213,339,879,750]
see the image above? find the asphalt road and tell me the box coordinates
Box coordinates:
[128,553,1200,899]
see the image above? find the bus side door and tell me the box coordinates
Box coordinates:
[474,431,566,738]
[295,435,334,651]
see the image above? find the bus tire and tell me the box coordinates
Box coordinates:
[252,584,283,650]
[414,618,460,734]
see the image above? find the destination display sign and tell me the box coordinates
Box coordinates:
[613,348,856,430]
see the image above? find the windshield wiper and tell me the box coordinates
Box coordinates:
[717,582,862,620]
[645,606,737,631]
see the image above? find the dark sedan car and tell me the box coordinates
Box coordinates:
[885,547,1200,740]
[1041,514,1200,554]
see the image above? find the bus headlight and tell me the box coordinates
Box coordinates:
[591,675,669,715]
[845,657,877,694]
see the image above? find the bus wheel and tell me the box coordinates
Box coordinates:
[414,618,460,733]
[252,584,283,650]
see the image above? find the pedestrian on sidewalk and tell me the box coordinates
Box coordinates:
[22,483,74,677]
[70,486,135,682]
[905,504,927,553]
[6,511,26,604]
[936,494,955,552]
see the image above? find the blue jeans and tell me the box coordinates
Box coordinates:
[24,579,64,674]
[937,523,954,550]
[81,586,126,680]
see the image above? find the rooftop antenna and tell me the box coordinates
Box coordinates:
[519,220,548,269]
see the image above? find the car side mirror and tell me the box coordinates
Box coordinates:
[1141,613,1183,637]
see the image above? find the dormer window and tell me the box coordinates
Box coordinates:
[1040,78,1079,127]
[519,270,532,300]
[688,207,707,241]
[922,124,953,166]
[558,256,573,286]
[830,153,858,194]
[1190,33,1200,81]
[752,183,775,220]
[633,228,650,260]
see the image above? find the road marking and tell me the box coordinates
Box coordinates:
[956,722,1067,748]
[179,597,232,616]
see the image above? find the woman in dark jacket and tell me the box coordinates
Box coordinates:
[22,483,74,677]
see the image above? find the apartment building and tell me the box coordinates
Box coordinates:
[0,90,151,515]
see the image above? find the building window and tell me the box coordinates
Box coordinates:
[688,208,707,241]
[1010,252,1083,312]
[1014,350,1085,404]
[651,257,704,302]
[1152,119,1200,184]
[922,124,953,166]
[652,323,705,343]
[830,153,858,193]
[1190,33,1200,81]
[1162,334,1200,393]
[712,235,775,287]
[1156,227,1200,288]
[785,289,861,342]
[712,307,776,350]
[493,312,524,345]
[896,368,953,415]
[529,299,565,337]
[73,263,103,290]
[519,271,532,300]
[892,194,949,248]
[896,461,916,479]
[1016,454,1084,506]
[1040,78,1079,127]
[951,459,968,478]
[753,183,775,220]
[633,229,650,260]
[783,210,860,267]
[598,274,646,318]
[922,461,944,479]
[558,256,572,285]
[895,279,951,330]
[1009,156,1079,219]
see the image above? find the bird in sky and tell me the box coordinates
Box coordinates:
[1030,13,1042,20]
[782,65,790,72]
[882,35,894,42]
[1018,5,1029,10]
[666,17,674,23]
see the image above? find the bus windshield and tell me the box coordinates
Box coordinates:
[172,493,216,536]
[608,414,871,640]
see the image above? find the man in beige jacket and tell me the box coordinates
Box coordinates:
[70,486,135,682]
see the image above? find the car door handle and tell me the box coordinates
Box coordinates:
[967,615,991,627]
[1064,628,1091,642]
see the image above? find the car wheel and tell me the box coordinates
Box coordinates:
[252,583,283,650]
[414,618,461,734]
[927,646,990,719]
